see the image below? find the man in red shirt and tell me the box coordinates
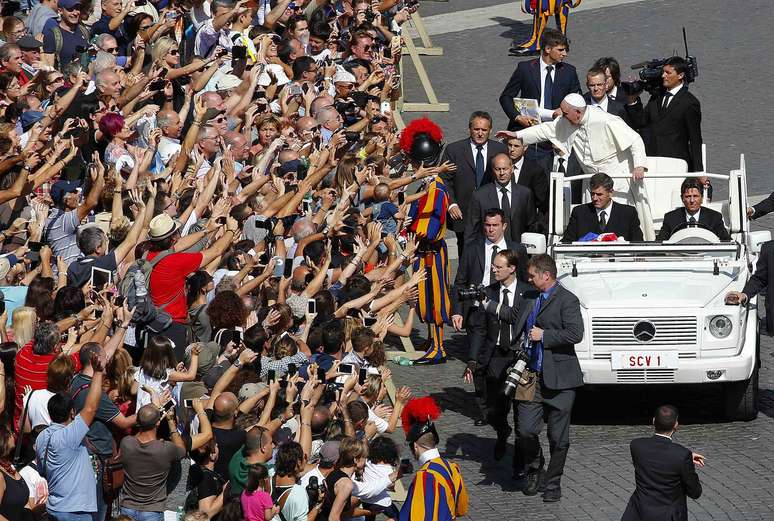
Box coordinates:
[143,213,238,360]
[14,320,83,432]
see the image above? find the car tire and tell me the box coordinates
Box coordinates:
[723,365,759,421]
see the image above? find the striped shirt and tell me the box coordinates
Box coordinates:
[14,340,81,433]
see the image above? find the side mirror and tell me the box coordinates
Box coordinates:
[521,232,546,255]
[748,230,771,254]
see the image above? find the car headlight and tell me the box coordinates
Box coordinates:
[709,315,732,338]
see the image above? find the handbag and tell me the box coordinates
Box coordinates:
[13,390,35,467]
[515,369,538,402]
[71,384,125,499]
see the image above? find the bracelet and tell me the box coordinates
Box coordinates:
[400,253,408,260]
[344,419,352,423]
[388,252,397,258]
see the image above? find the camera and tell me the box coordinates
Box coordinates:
[458,285,486,302]
[306,476,322,506]
[620,28,698,96]
[364,7,376,22]
[502,349,531,398]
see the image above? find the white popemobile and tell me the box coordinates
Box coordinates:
[521,154,767,420]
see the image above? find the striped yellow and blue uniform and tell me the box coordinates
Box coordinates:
[518,0,580,51]
[408,176,451,360]
[399,456,469,521]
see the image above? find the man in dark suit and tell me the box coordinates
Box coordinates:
[466,154,538,245]
[727,240,774,334]
[462,248,533,477]
[625,56,703,172]
[455,209,528,427]
[504,135,549,227]
[486,254,584,502]
[747,191,774,220]
[498,29,581,171]
[657,177,731,241]
[440,111,507,257]
[562,173,643,242]
[622,405,704,521]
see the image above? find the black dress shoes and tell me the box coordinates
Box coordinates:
[412,356,447,366]
[523,468,544,496]
[493,425,512,461]
[542,488,562,503]
[512,471,527,491]
[473,418,487,426]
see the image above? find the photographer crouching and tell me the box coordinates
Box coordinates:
[479,254,584,503]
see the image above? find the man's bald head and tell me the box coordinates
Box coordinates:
[137,403,162,431]
[311,405,330,433]
[201,91,224,109]
[296,116,318,133]
[311,95,334,117]
[213,392,238,422]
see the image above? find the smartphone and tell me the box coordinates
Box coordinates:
[287,363,297,377]
[272,256,284,278]
[380,100,392,116]
[358,367,367,385]
[267,369,276,383]
[302,200,311,214]
[288,83,303,97]
[398,192,405,205]
[158,68,168,78]
[317,367,326,382]
[149,79,166,91]
[161,399,175,412]
[0,301,4,316]
[134,0,147,5]
[94,308,103,319]
[363,315,377,327]
[339,363,355,375]
[114,295,125,307]
[183,398,194,408]
[302,82,310,94]
[216,216,227,224]
[232,330,242,345]
[232,46,247,60]
[283,259,293,278]
[307,298,316,314]
[29,241,42,252]
[90,266,112,292]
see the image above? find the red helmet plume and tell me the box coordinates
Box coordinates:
[399,117,444,154]
[401,396,441,435]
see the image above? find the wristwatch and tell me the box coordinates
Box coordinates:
[233,358,243,369]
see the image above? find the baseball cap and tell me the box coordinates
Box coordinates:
[201,107,226,124]
[0,254,19,281]
[318,440,341,466]
[215,74,242,91]
[58,0,82,9]
[17,36,43,50]
[50,179,80,205]
[238,382,268,403]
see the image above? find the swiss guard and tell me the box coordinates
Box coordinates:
[510,0,581,56]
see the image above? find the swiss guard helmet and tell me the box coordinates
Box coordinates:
[401,396,441,453]
[399,117,445,166]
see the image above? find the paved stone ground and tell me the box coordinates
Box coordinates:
[401,0,774,199]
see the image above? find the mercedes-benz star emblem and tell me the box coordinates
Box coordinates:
[632,320,657,342]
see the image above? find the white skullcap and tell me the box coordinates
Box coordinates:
[333,68,356,84]
[563,93,587,109]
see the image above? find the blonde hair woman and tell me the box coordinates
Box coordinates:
[11,306,36,348]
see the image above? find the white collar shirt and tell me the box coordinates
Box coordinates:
[470,140,488,162]
[685,208,701,223]
[512,157,525,184]
[483,237,508,287]
[663,84,684,108]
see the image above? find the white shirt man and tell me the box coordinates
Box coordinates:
[483,236,507,287]
[511,156,525,184]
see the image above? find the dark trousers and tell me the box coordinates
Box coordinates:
[455,231,466,258]
[517,378,576,491]
[484,347,527,474]
[466,308,487,420]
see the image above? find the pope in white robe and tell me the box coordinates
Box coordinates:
[498,93,655,240]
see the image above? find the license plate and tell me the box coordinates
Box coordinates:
[611,351,679,370]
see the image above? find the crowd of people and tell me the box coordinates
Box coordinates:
[0,0,473,519]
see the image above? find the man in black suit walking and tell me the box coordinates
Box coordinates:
[622,405,704,521]
[440,111,507,257]
[562,173,643,242]
[485,254,584,502]
[625,56,703,172]
[463,248,532,478]
[455,209,527,427]
[498,29,581,171]
[466,154,538,245]
[657,177,731,241]
[503,135,549,228]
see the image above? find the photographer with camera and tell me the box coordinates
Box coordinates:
[464,249,532,470]
[625,56,704,173]
[482,254,583,502]
[455,209,527,427]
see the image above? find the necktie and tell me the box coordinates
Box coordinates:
[557,157,566,173]
[475,144,484,187]
[499,288,510,347]
[688,215,697,225]
[599,210,607,230]
[500,186,510,217]
[662,92,673,110]
[544,65,554,109]
[489,245,498,284]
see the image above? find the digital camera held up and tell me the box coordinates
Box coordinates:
[620,28,698,96]
[458,284,487,302]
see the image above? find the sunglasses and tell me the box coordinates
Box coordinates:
[104,47,118,53]
[169,49,179,55]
